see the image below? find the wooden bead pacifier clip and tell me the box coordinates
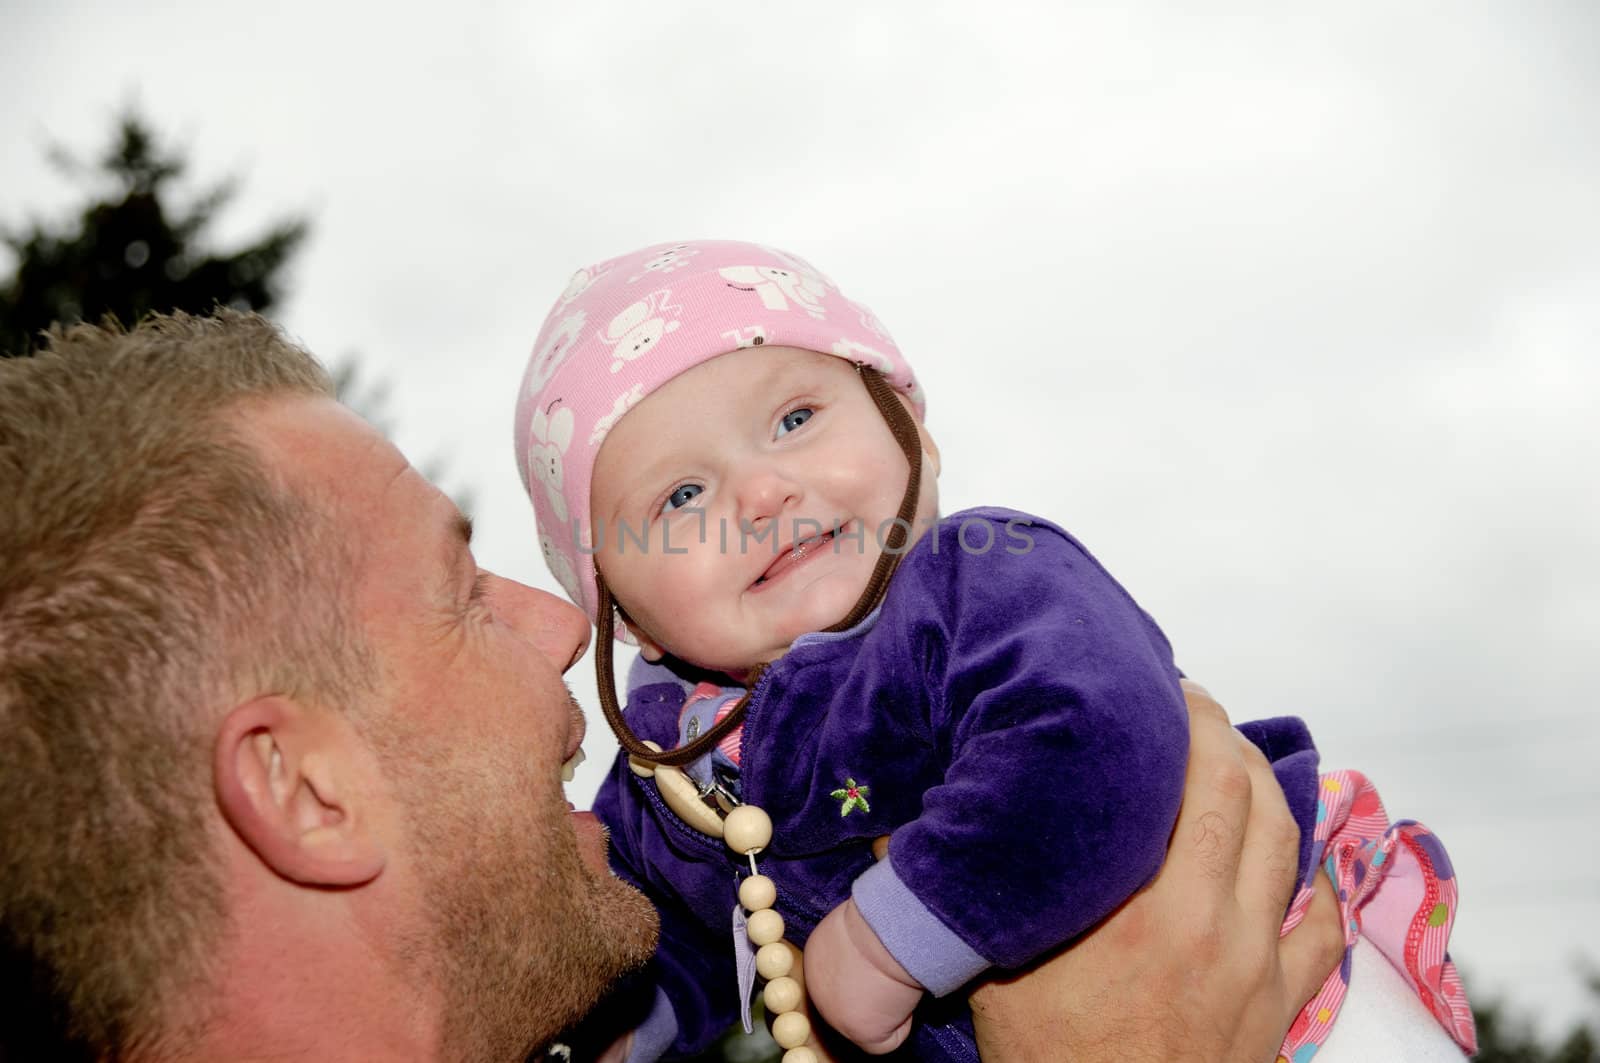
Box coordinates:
[621,756,819,1062]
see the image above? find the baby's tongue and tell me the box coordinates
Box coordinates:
[759,529,834,584]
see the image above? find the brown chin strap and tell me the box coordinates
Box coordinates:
[594,365,924,769]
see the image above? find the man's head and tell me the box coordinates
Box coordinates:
[0,312,360,1051]
[230,393,656,1058]
[1,312,655,1058]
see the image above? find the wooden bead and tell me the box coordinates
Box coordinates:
[782,1048,820,1063]
[746,908,785,946]
[754,941,793,980]
[723,804,772,855]
[770,1010,811,1050]
[779,940,805,992]
[653,762,724,839]
[762,975,802,1015]
[738,874,777,912]
[628,740,663,778]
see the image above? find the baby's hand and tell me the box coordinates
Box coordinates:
[803,897,924,1054]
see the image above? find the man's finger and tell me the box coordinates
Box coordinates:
[1169,680,1250,885]
[1233,729,1302,919]
[1279,873,1345,1009]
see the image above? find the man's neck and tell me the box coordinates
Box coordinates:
[171,865,440,1060]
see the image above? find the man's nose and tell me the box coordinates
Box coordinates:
[488,573,591,672]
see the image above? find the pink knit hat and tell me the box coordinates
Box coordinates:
[514,239,923,623]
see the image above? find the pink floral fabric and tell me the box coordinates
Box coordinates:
[1277,770,1477,1060]
[514,240,921,624]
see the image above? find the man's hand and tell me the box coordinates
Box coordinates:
[967,679,1343,1063]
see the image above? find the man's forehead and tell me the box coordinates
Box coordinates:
[238,395,452,532]
[237,394,392,466]
[232,396,474,631]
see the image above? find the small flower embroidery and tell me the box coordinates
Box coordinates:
[831,778,871,817]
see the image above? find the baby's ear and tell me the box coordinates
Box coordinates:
[921,425,942,478]
[895,393,941,477]
[620,616,668,662]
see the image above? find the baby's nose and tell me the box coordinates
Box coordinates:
[737,466,802,525]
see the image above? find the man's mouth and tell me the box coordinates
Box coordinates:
[563,747,585,816]
[753,524,844,587]
[560,746,586,783]
[560,694,587,785]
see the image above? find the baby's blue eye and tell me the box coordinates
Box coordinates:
[663,483,703,513]
[777,408,813,436]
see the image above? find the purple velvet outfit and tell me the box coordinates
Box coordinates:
[593,508,1322,1061]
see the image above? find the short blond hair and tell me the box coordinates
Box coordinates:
[0,311,373,1054]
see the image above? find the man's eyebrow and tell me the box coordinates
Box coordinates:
[455,513,475,548]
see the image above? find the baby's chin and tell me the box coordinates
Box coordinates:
[765,585,874,653]
[657,574,876,674]
[674,623,839,680]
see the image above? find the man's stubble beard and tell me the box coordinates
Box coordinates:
[377,722,658,1061]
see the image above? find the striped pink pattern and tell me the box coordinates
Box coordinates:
[713,700,743,766]
[677,681,744,767]
[1277,770,1477,1060]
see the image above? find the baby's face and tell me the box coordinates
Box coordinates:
[590,346,940,676]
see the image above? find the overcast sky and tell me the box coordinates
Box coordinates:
[5,0,1597,1036]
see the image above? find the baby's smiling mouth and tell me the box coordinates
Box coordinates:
[752,523,846,587]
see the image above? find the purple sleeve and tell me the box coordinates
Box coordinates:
[869,512,1190,974]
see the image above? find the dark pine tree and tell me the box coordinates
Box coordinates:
[0,111,307,358]
[0,109,470,512]
[1471,968,1600,1063]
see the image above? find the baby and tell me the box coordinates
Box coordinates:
[515,240,1477,1061]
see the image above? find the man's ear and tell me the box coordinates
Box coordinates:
[214,695,385,887]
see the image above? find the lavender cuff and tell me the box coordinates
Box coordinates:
[852,855,990,997]
[623,987,678,1063]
